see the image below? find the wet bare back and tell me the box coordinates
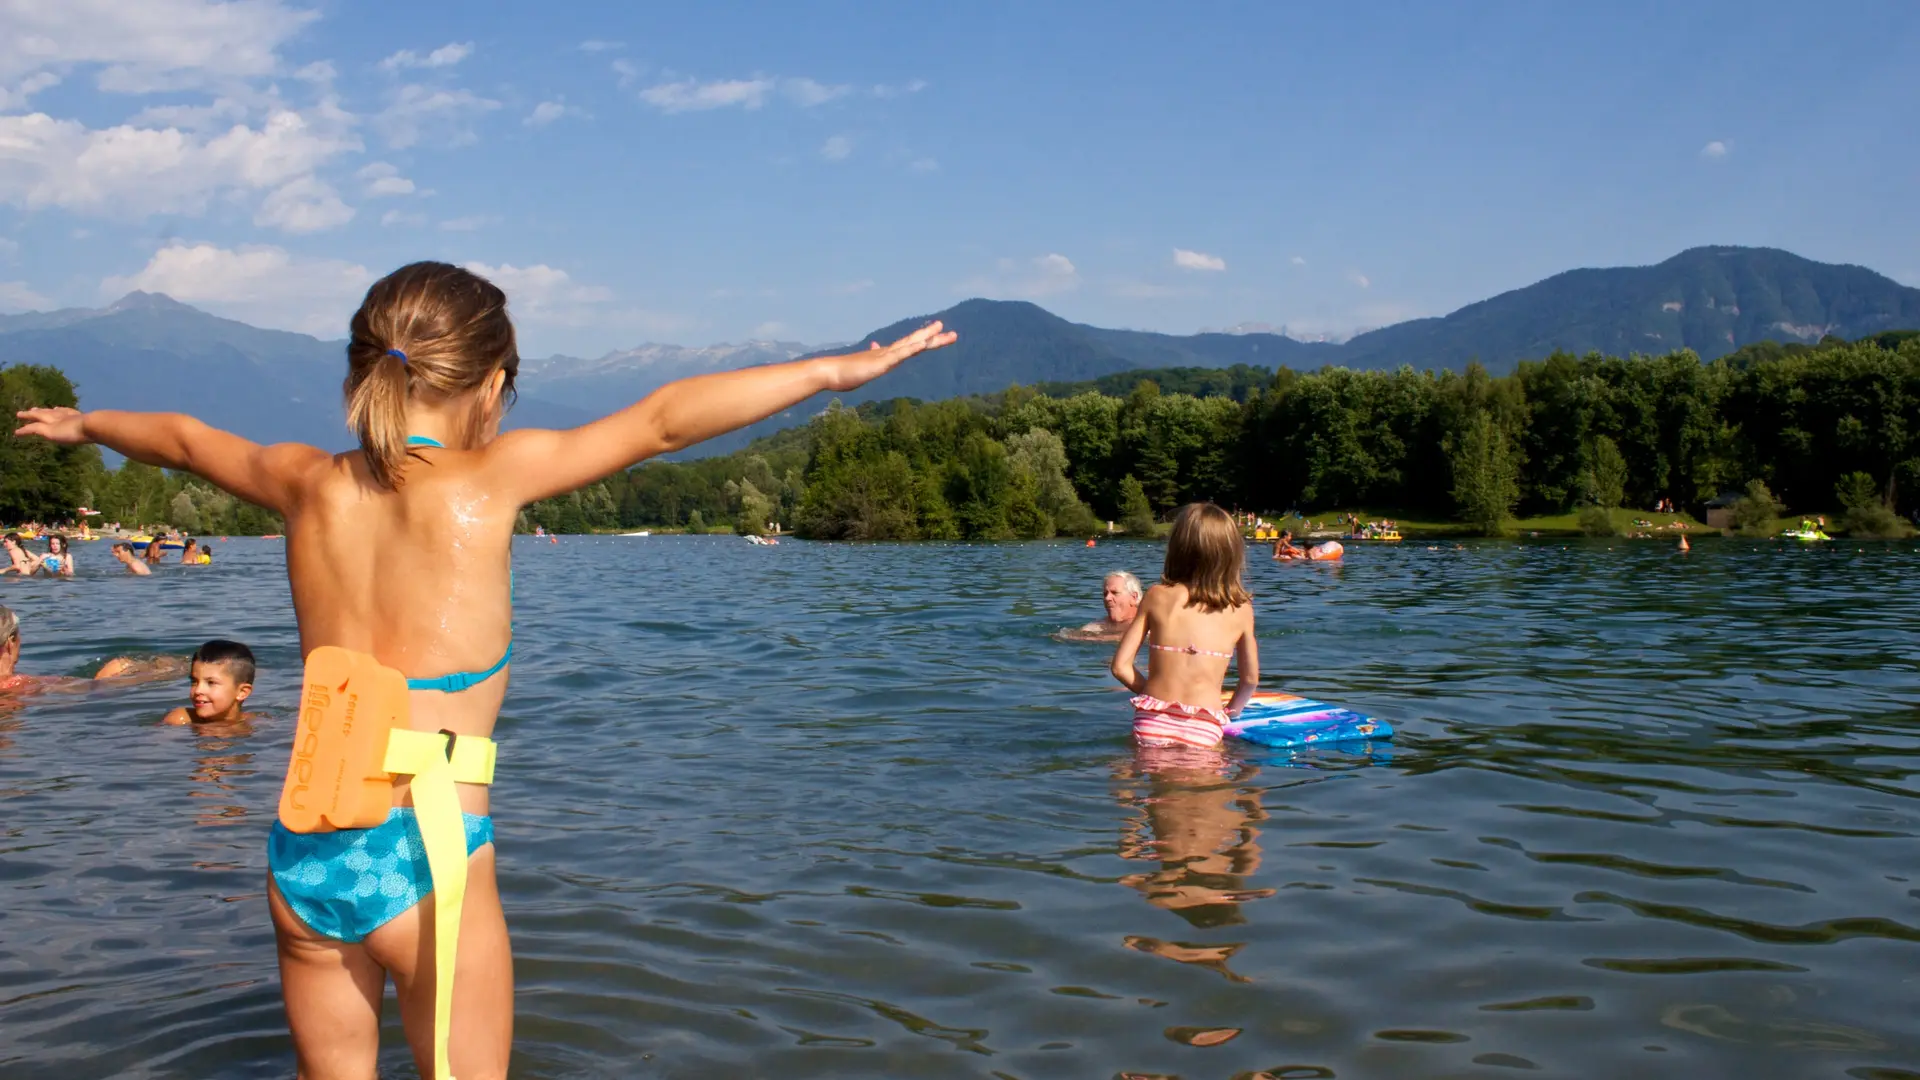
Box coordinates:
[285,447,515,815]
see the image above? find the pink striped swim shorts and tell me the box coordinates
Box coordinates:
[1130,694,1228,749]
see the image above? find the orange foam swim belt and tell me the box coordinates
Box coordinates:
[279,647,410,833]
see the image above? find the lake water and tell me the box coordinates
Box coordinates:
[2,536,1917,1079]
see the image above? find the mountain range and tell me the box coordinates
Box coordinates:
[2,245,1914,457]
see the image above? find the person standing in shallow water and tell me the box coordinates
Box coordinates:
[15,260,956,1080]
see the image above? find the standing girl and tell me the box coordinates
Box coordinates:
[1111,502,1260,748]
[15,261,955,1080]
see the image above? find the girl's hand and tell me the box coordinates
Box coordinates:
[822,321,958,392]
[14,407,89,445]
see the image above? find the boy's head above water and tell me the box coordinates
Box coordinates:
[346,261,520,489]
[184,639,255,722]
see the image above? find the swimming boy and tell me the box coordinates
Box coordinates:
[112,542,152,575]
[163,640,256,725]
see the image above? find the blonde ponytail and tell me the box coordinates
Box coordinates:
[345,348,412,489]
[342,262,520,489]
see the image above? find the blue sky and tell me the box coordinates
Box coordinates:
[1,1,1916,357]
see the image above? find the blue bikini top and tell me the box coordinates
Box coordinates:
[402,435,512,693]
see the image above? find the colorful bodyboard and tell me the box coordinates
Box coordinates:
[1222,689,1392,749]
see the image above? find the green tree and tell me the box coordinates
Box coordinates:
[1008,427,1098,535]
[1118,474,1156,537]
[1583,435,1628,509]
[1450,412,1520,535]
[168,490,203,533]
[1836,471,1909,538]
[685,509,707,533]
[1730,478,1785,535]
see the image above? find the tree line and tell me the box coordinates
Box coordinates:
[559,331,1920,539]
[8,331,1918,539]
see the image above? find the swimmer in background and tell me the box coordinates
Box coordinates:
[180,537,200,564]
[144,536,167,566]
[1271,529,1304,560]
[163,640,257,727]
[0,603,181,692]
[1057,571,1143,643]
[3,533,41,575]
[39,534,74,577]
[1112,503,1260,749]
[112,542,152,575]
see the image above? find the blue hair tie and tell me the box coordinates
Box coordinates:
[386,348,408,365]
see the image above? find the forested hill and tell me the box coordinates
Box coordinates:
[1334,246,1920,372]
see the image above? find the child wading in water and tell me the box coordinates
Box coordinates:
[15,261,955,1080]
[1111,502,1260,748]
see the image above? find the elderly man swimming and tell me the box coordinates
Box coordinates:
[1057,570,1144,642]
[0,604,179,694]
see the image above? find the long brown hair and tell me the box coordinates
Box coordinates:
[1160,502,1250,612]
[344,262,519,488]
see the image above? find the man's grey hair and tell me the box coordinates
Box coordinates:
[1104,570,1143,601]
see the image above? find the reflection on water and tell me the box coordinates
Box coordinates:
[0,536,1917,1078]
[1117,747,1271,983]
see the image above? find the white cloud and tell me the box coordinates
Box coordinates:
[0,280,51,312]
[0,0,315,98]
[0,109,361,230]
[439,214,496,232]
[959,253,1080,299]
[1290,255,1307,266]
[102,242,374,335]
[380,42,473,72]
[637,73,859,113]
[907,156,939,173]
[463,261,614,326]
[1173,248,1226,272]
[0,236,17,258]
[356,161,415,197]
[819,134,852,161]
[1700,139,1730,160]
[254,176,353,232]
[373,84,500,148]
[380,208,425,227]
[1349,271,1371,289]
[827,278,873,295]
[524,100,570,127]
[783,77,850,107]
[871,79,928,99]
[579,40,624,53]
[753,320,787,337]
[639,77,775,113]
[611,59,643,89]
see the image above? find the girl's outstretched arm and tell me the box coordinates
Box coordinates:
[1110,596,1151,693]
[486,322,956,505]
[13,409,328,515]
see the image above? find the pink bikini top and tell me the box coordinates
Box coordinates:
[1149,640,1235,660]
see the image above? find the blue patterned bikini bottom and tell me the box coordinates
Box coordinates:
[267,807,494,942]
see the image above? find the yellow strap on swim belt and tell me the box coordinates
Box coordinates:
[383,728,496,1080]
